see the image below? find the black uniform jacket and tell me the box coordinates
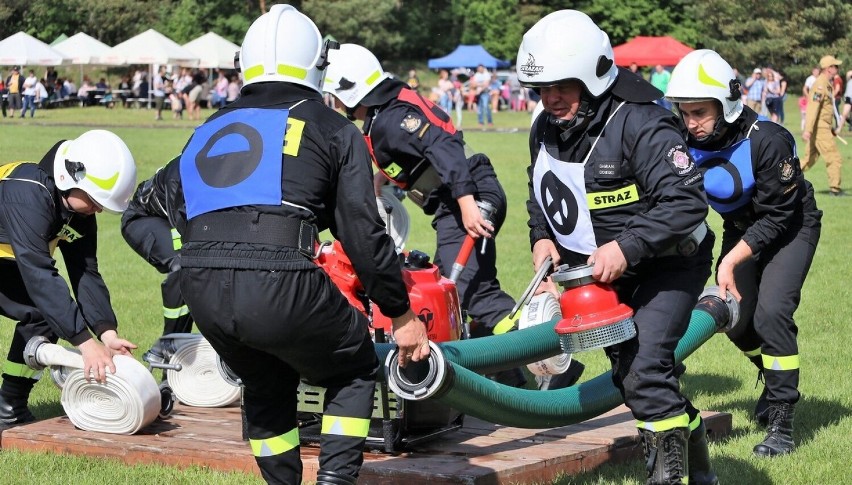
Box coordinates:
[362,78,492,214]
[695,107,822,255]
[0,147,117,345]
[143,83,410,319]
[528,94,709,266]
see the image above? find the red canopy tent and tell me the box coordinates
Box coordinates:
[612,36,694,67]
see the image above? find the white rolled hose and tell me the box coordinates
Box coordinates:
[517,293,573,378]
[376,185,410,252]
[24,338,160,435]
[165,336,240,407]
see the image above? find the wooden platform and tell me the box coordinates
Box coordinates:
[0,404,730,484]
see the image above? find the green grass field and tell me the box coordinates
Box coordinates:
[0,99,850,484]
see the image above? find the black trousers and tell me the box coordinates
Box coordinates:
[721,221,820,404]
[181,266,379,484]
[431,171,515,333]
[606,234,714,423]
[0,262,57,391]
[121,216,193,335]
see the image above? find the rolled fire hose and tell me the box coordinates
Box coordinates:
[376,185,410,252]
[517,293,572,379]
[24,336,160,435]
[382,288,738,428]
[163,336,241,407]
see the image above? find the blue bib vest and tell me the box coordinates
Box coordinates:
[180,108,289,219]
[690,138,755,214]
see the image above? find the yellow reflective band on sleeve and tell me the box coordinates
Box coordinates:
[163,305,190,319]
[587,184,639,210]
[283,118,305,157]
[689,415,702,432]
[3,361,41,379]
[762,353,800,371]
[743,347,761,358]
[492,314,517,335]
[0,243,14,259]
[171,228,182,250]
[249,428,299,457]
[636,413,690,432]
[382,163,403,179]
[365,70,381,86]
[321,414,371,438]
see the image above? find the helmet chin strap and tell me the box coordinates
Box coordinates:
[549,95,597,142]
[688,113,729,148]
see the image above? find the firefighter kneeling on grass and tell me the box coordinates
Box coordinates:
[134,6,429,485]
[0,130,138,424]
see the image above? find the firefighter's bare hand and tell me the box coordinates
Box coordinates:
[99,330,138,356]
[588,241,627,283]
[78,338,117,384]
[391,309,430,368]
[459,195,493,238]
[716,260,742,302]
[532,239,560,272]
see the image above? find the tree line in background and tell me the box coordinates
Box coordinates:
[1,0,849,86]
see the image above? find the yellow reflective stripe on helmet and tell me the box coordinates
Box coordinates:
[698,63,726,89]
[249,428,299,457]
[163,305,190,319]
[244,65,264,81]
[365,70,382,86]
[743,347,761,358]
[321,415,370,438]
[636,413,689,432]
[84,171,119,190]
[171,228,182,250]
[278,64,307,80]
[762,354,800,371]
[587,184,639,210]
[3,361,41,379]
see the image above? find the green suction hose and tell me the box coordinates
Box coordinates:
[384,292,734,429]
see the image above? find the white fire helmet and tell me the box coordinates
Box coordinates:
[516,10,618,97]
[53,130,137,213]
[238,4,325,93]
[322,43,391,108]
[665,49,743,123]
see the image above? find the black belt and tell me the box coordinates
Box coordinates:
[186,212,318,257]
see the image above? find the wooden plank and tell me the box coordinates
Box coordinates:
[0,403,731,484]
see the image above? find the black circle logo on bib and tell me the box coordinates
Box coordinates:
[540,171,578,235]
[700,156,743,204]
[195,122,263,188]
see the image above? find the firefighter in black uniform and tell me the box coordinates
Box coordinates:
[134,6,429,485]
[666,50,822,458]
[518,11,716,485]
[121,170,194,360]
[0,129,138,424]
[323,43,586,389]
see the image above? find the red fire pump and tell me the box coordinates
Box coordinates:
[299,240,464,451]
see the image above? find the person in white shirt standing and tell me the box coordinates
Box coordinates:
[20,70,38,118]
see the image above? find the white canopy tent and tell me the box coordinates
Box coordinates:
[0,31,71,66]
[52,32,112,86]
[182,32,239,70]
[99,29,200,67]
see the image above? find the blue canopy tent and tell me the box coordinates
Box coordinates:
[427,45,510,70]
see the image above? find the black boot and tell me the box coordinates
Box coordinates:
[753,402,795,457]
[688,419,718,485]
[754,386,770,427]
[639,427,689,485]
[315,469,357,485]
[0,380,36,425]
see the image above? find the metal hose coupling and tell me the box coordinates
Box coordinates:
[697,285,740,333]
[385,341,453,401]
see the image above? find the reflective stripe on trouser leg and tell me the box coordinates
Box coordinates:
[161,270,193,335]
[319,376,376,478]
[762,353,800,404]
[250,427,299,457]
[637,413,690,432]
[2,361,41,380]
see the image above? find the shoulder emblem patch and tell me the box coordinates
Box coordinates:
[666,144,695,176]
[778,158,795,183]
[400,114,422,133]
